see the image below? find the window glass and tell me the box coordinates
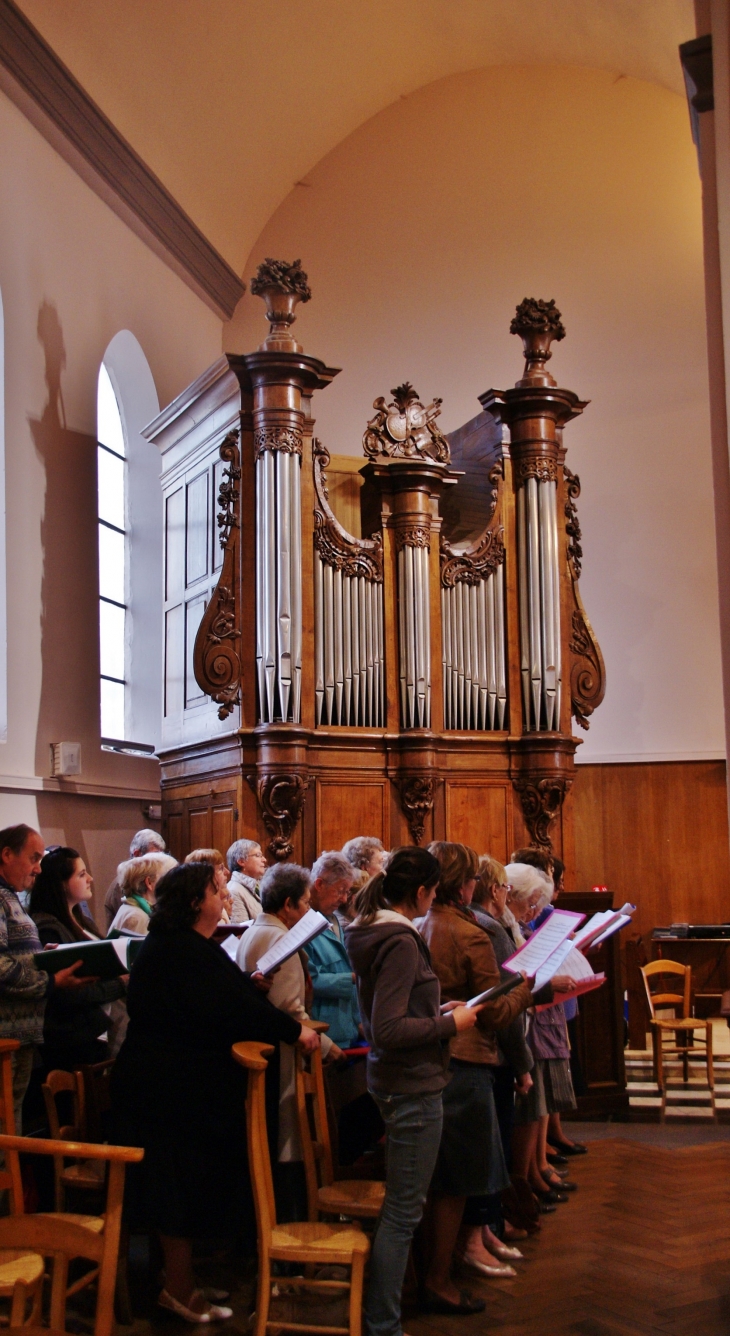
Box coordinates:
[97,363,127,739]
[97,448,125,529]
[98,525,125,604]
[100,678,125,741]
[99,600,125,680]
[97,364,125,456]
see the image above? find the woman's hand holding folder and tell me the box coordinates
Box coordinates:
[53,958,100,989]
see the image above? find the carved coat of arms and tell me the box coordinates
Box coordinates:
[363,382,450,463]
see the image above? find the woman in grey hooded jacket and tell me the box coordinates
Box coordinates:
[345,847,481,1336]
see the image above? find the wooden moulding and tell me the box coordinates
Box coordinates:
[0,0,244,317]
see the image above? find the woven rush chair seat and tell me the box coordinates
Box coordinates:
[296,1025,385,1224]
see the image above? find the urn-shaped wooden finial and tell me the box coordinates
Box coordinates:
[250,258,312,352]
[510,298,566,388]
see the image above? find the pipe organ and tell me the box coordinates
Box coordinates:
[147,263,605,870]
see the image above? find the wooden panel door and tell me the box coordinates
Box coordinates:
[445,782,512,861]
[315,779,390,853]
[165,810,184,861]
[188,807,211,850]
[163,787,238,860]
[211,801,235,857]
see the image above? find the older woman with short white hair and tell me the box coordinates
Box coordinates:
[306,851,360,1048]
[508,863,578,1215]
[238,863,335,1219]
[107,853,178,936]
[341,836,386,878]
[226,839,267,923]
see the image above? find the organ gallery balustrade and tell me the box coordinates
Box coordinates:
[144,261,605,868]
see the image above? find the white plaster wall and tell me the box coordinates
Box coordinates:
[227,64,722,764]
[0,87,222,825]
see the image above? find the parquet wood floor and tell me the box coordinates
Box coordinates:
[407,1140,730,1336]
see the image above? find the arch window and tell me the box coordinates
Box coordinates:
[97,363,128,740]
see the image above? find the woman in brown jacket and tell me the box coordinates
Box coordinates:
[419,842,535,1309]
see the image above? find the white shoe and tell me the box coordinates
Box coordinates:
[158,1287,233,1322]
[160,1274,231,1303]
[491,1243,524,1261]
[456,1252,517,1279]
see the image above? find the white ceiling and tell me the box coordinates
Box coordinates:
[17,0,696,275]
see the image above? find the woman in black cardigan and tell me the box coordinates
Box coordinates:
[111,861,319,1324]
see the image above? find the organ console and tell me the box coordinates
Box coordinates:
[145,261,606,870]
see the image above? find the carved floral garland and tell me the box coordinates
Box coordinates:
[192,429,242,719]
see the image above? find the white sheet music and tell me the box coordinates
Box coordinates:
[571,903,635,951]
[570,911,614,950]
[220,934,240,962]
[256,908,330,976]
[534,938,575,990]
[592,913,634,946]
[503,908,584,977]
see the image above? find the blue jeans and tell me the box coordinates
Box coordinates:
[364,1091,443,1336]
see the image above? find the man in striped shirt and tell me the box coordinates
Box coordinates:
[0,824,89,1131]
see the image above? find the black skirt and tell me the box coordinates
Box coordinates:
[112,1039,280,1241]
[429,1059,509,1198]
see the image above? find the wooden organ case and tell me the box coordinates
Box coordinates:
[146,263,606,872]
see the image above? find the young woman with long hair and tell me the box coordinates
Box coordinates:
[345,846,480,1336]
[29,846,127,1071]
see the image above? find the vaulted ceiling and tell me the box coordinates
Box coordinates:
[17,0,695,275]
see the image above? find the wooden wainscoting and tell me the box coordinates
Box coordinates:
[314,778,390,854]
[573,759,730,940]
[444,781,514,865]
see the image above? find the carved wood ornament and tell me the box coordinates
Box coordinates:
[396,776,436,846]
[246,771,310,861]
[514,775,572,851]
[363,382,451,463]
[312,439,384,580]
[192,429,242,719]
[254,425,303,460]
[440,462,505,586]
[394,524,432,552]
[564,466,606,729]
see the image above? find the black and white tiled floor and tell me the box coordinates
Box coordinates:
[625,1020,730,1122]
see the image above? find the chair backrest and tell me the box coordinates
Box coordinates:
[641,959,692,1019]
[42,1070,85,1141]
[0,1134,143,1336]
[0,1039,22,1213]
[232,1042,276,1245]
[296,1043,336,1220]
[78,1059,114,1144]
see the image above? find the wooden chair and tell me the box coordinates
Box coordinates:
[296,1032,384,1223]
[77,1062,114,1146]
[0,1042,44,1326]
[41,1073,105,1211]
[232,1041,369,1336]
[0,1134,142,1336]
[641,959,714,1090]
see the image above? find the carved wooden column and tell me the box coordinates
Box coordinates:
[481,300,603,851]
[361,383,457,842]
[244,260,339,857]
